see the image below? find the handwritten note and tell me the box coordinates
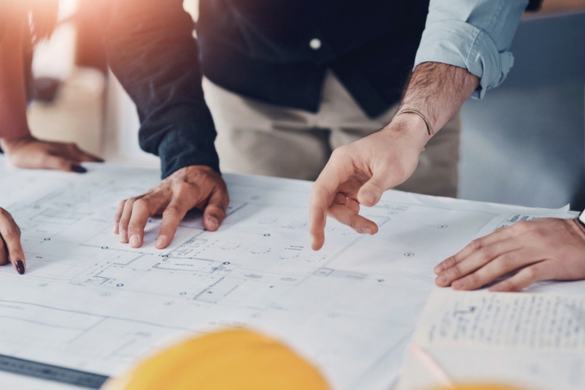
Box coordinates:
[414,290,585,351]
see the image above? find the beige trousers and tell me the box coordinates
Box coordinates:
[202,72,461,197]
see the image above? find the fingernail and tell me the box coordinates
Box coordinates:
[436,275,447,285]
[208,217,219,230]
[130,235,139,248]
[156,236,166,248]
[72,165,87,174]
[16,260,25,275]
[358,227,372,235]
[362,192,376,205]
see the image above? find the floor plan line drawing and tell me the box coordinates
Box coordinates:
[0,160,576,389]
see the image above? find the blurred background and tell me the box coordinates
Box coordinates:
[27,0,585,209]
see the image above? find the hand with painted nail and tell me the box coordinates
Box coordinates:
[0,135,103,173]
[434,218,585,292]
[309,117,426,250]
[0,208,26,275]
[114,165,229,249]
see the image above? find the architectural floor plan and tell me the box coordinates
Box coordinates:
[0,161,574,389]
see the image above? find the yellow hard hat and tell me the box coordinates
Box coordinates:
[101,328,330,390]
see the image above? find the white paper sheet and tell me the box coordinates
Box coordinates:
[0,160,575,389]
[397,289,585,390]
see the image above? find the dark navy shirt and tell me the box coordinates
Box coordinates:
[102,0,432,178]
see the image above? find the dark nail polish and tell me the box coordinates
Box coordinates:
[16,260,25,275]
[72,165,87,174]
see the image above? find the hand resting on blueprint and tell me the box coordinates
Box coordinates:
[0,135,103,173]
[114,165,230,249]
[0,207,25,275]
[434,218,585,292]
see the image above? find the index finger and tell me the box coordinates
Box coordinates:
[0,212,25,274]
[309,153,353,251]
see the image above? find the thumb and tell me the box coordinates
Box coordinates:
[357,167,403,207]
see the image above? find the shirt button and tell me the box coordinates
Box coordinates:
[309,38,321,50]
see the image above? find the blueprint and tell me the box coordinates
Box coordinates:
[0,159,575,389]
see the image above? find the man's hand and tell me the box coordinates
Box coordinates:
[434,218,585,292]
[0,135,103,173]
[309,63,479,250]
[0,208,25,275]
[309,116,428,250]
[114,165,229,249]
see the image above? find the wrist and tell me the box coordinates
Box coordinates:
[0,134,35,152]
[381,114,431,151]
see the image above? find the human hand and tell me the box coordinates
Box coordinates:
[0,208,25,275]
[0,135,103,173]
[114,165,230,249]
[309,116,430,250]
[434,218,585,292]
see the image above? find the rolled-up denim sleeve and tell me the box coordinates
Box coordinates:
[414,0,528,99]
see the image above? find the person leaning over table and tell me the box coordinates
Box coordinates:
[309,0,585,292]
[0,0,103,172]
[101,0,465,251]
[0,0,104,275]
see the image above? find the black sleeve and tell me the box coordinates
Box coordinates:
[102,0,219,179]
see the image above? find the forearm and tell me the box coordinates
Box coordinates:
[414,0,527,99]
[399,62,479,135]
[0,19,31,141]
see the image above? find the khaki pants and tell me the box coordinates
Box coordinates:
[203,72,461,197]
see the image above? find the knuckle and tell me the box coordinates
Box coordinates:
[443,257,457,269]
[330,146,349,161]
[163,206,179,218]
[132,198,149,210]
[448,265,463,279]
[4,225,20,237]
[512,220,531,233]
[523,266,539,282]
[175,181,194,193]
[471,238,484,251]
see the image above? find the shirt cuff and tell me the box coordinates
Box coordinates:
[414,20,515,99]
[139,105,220,179]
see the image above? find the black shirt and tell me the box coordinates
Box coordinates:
[103,0,431,178]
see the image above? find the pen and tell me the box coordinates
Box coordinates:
[409,343,454,388]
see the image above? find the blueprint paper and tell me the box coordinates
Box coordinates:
[0,160,575,390]
[397,290,585,390]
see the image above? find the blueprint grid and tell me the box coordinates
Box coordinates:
[0,160,574,389]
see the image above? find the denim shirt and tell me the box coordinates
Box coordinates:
[414,0,529,99]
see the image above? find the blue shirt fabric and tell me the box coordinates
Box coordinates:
[414,0,529,99]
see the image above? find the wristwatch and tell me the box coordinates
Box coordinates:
[577,209,585,229]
